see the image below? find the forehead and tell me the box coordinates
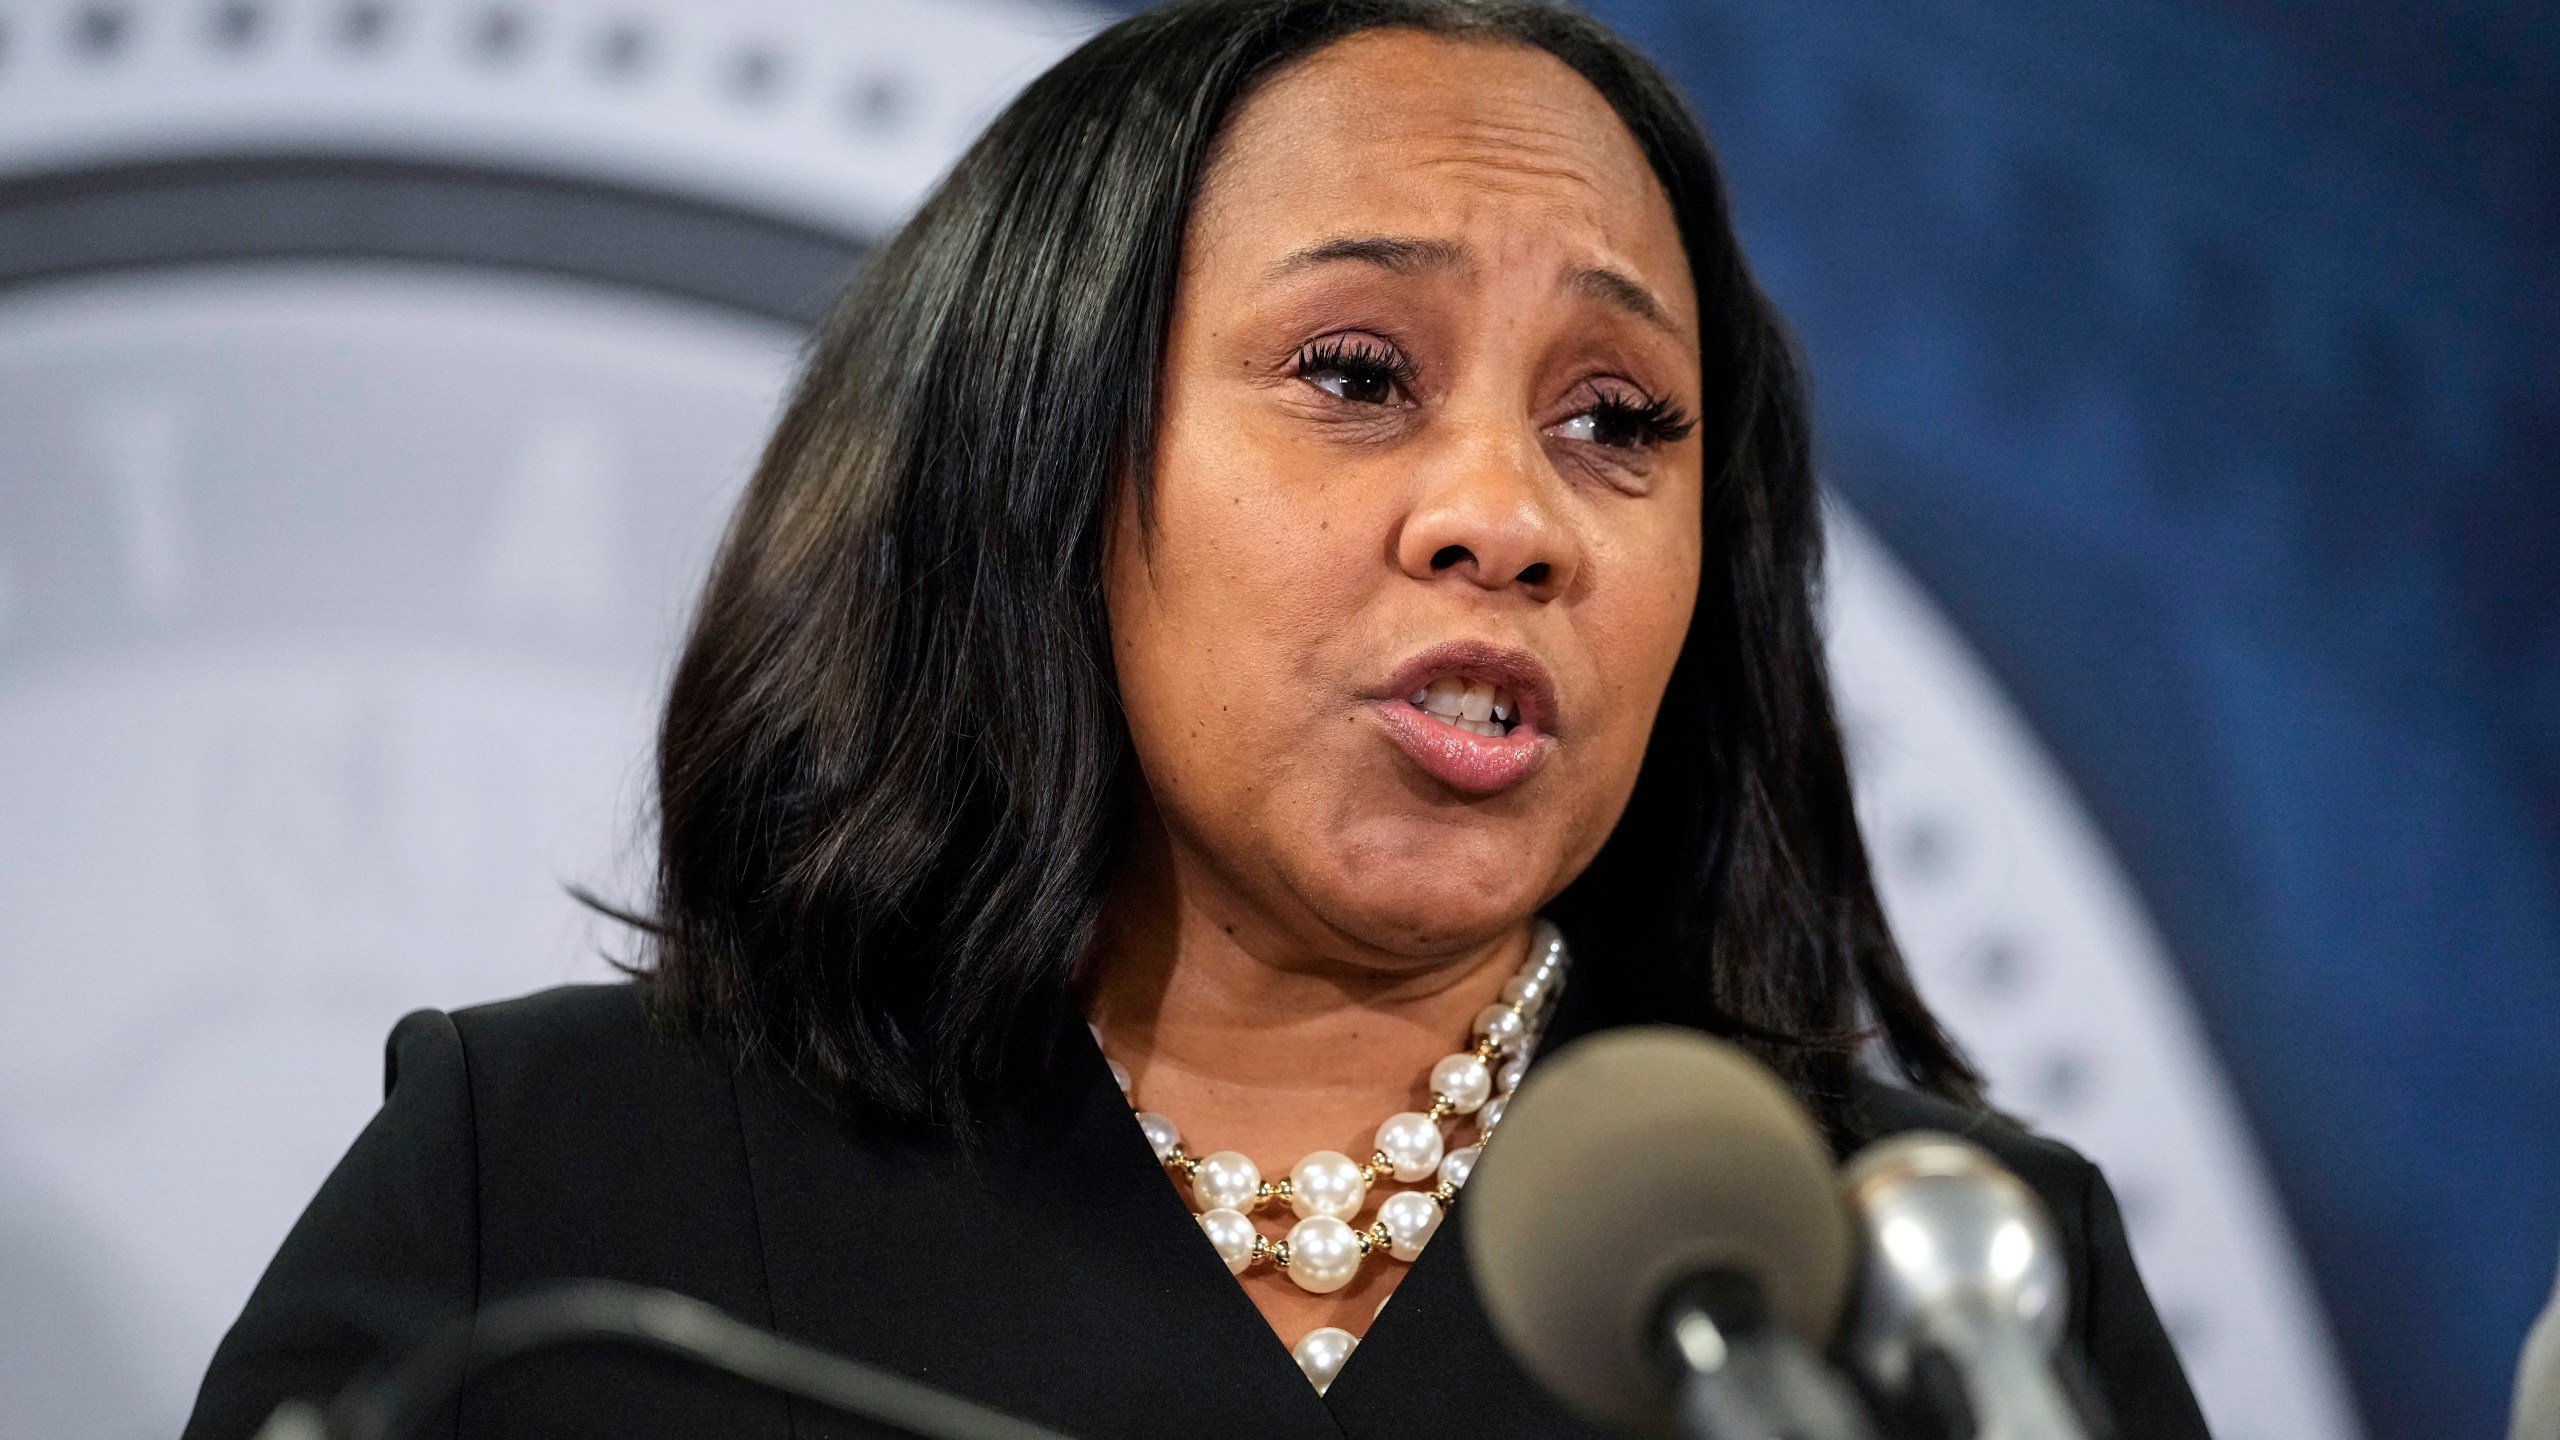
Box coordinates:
[1191,29,1694,331]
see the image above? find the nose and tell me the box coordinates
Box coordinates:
[1393,426,1577,601]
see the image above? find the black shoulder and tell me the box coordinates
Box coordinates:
[1847,1074,2098,1216]
[439,981,659,1084]
[190,982,790,1439]
[429,981,749,1135]
[1845,1076,2213,1440]
[429,982,770,1282]
[186,1010,481,1439]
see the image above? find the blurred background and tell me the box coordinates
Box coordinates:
[0,1,2549,1438]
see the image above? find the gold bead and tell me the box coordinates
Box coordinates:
[1433,1182,1458,1204]
[1354,1230,1374,1256]
[1427,1097,1455,1120]
[1272,1242,1293,1268]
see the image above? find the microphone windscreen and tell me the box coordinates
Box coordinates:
[1463,1027,1853,1436]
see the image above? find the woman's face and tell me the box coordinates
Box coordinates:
[1107,29,1704,962]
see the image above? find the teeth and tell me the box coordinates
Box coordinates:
[1407,675,1521,736]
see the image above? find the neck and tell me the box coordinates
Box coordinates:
[1081,816,1529,1160]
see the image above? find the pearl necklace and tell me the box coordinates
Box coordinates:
[1096,922,1570,1393]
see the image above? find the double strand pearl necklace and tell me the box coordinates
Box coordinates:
[1095,922,1570,1392]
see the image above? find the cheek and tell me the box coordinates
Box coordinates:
[1578,505,1702,768]
[1105,419,1389,779]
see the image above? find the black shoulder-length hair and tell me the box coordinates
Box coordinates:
[635,0,1981,1135]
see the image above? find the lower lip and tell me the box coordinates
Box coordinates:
[1372,701,1549,795]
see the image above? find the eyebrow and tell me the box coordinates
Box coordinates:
[1269,235,1684,338]
[1567,265,1681,336]
[1269,234,1468,277]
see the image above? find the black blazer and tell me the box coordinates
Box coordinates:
[184,983,2210,1439]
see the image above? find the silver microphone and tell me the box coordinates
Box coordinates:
[2513,1243,2560,1440]
[1842,1133,2089,1440]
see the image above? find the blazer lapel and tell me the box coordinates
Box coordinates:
[732,1026,1342,1440]
[1322,975,1618,1438]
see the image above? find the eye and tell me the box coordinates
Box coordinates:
[1296,335,1416,407]
[1550,388,1697,451]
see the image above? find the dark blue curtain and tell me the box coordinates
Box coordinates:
[1573,1,2557,1435]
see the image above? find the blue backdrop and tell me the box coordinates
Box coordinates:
[1568,1,2559,1435]
[0,0,2543,1433]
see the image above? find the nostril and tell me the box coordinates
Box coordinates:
[1430,544,1471,572]
[1517,562,1551,587]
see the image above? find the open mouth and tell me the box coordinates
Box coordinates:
[1405,676,1520,739]
[1370,641,1554,795]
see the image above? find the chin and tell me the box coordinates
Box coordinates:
[1314,822,1561,957]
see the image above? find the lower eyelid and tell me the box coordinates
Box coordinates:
[1560,451,1657,496]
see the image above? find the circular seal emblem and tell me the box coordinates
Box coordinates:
[0,5,2354,1437]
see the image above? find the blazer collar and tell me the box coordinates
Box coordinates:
[732,984,1615,1439]
[732,1019,1343,1438]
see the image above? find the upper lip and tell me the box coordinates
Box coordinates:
[1372,639,1559,736]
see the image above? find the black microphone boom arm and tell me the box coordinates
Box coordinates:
[253,1280,1080,1440]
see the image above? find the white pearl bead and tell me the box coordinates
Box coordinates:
[1472,1003,1527,1052]
[1377,1190,1443,1261]
[1499,971,1547,1009]
[1477,1094,1507,1133]
[1289,1150,1367,1220]
[1291,1326,1358,1395]
[1431,1053,1493,1113]
[1108,1060,1131,1094]
[1439,1143,1481,1190]
[1198,1207,1258,1275]
[1373,1112,1444,1183]
[1136,1112,1182,1162]
[1192,1150,1262,1212]
[1495,1054,1529,1094]
[1285,1215,1363,1294]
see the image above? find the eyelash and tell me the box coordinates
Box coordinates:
[1295,336,1418,405]
[1576,390,1698,450]
[1292,335,1697,453]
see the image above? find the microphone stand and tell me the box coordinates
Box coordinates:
[1658,1274,1882,1440]
[1906,1295,2089,1440]
[253,1280,1079,1440]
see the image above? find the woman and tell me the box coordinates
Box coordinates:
[186,0,2207,1436]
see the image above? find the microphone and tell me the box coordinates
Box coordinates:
[251,1280,1078,1440]
[2514,1244,2560,1440]
[1840,1133,2087,1440]
[1463,1027,1877,1440]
